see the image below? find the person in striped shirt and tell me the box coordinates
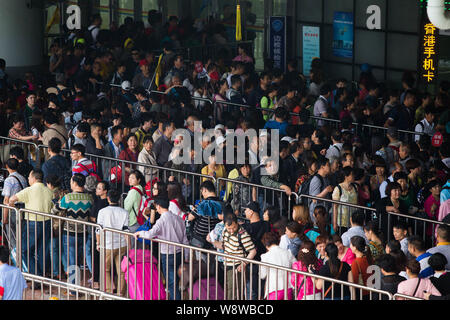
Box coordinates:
[70,144,99,180]
[221,213,256,300]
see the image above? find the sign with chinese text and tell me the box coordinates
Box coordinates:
[421,21,439,84]
[269,16,287,72]
[302,26,320,76]
[432,132,444,147]
[332,12,354,58]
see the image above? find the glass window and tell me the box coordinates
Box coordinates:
[387,33,418,70]
[297,0,322,23]
[388,0,419,33]
[97,0,110,29]
[324,0,353,24]
[118,0,134,26]
[272,0,287,16]
[354,30,385,66]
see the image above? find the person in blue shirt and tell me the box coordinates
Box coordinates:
[0,246,27,300]
[264,107,289,136]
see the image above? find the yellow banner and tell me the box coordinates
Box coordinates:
[236,5,242,41]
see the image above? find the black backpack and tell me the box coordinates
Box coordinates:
[297,174,324,205]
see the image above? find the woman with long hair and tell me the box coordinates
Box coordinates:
[364,221,385,263]
[350,235,373,300]
[331,234,356,266]
[124,170,146,233]
[313,243,354,300]
[167,181,188,221]
[312,205,336,241]
[291,241,323,300]
[292,205,316,243]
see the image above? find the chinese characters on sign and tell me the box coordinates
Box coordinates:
[303,26,320,76]
[421,23,439,84]
[269,17,287,72]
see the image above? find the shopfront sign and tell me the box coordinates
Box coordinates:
[421,21,439,84]
[302,26,320,76]
[269,16,287,71]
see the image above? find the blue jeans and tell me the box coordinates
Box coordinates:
[161,252,182,300]
[61,233,84,284]
[21,220,51,276]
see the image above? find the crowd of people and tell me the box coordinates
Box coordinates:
[0,11,449,300]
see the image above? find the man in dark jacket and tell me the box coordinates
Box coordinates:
[41,138,71,191]
[153,121,174,167]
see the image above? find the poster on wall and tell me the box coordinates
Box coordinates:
[269,16,287,72]
[302,26,320,76]
[332,12,354,58]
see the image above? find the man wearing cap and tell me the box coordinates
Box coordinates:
[132,59,152,89]
[135,197,189,300]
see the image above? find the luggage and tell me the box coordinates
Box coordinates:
[121,249,166,300]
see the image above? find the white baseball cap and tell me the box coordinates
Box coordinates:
[281,136,298,144]
[121,81,131,91]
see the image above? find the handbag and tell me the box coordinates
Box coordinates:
[136,219,152,246]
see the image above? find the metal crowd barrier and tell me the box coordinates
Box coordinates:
[23,273,128,300]
[0,204,21,267]
[298,194,450,244]
[393,293,424,301]
[216,177,295,219]
[97,226,393,301]
[0,136,41,168]
[17,208,103,290]
[151,40,254,65]
[4,204,420,301]
[37,143,215,204]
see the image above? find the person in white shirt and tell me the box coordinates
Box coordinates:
[96,189,129,296]
[414,106,435,143]
[260,231,296,300]
[341,211,369,248]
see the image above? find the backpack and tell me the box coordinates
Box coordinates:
[297,174,324,205]
[77,160,101,182]
[83,25,98,46]
[336,183,358,198]
[130,187,149,226]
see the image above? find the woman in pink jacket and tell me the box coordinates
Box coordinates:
[291,241,323,300]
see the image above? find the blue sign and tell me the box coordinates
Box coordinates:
[269,16,287,71]
[332,12,354,58]
[302,26,320,76]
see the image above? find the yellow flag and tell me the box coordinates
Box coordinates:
[155,54,164,88]
[46,5,60,34]
[236,5,242,41]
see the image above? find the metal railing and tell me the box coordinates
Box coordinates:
[216,177,295,219]
[23,273,128,300]
[98,226,394,301]
[393,293,424,301]
[10,205,397,301]
[0,136,41,168]
[298,194,450,244]
[151,41,254,65]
